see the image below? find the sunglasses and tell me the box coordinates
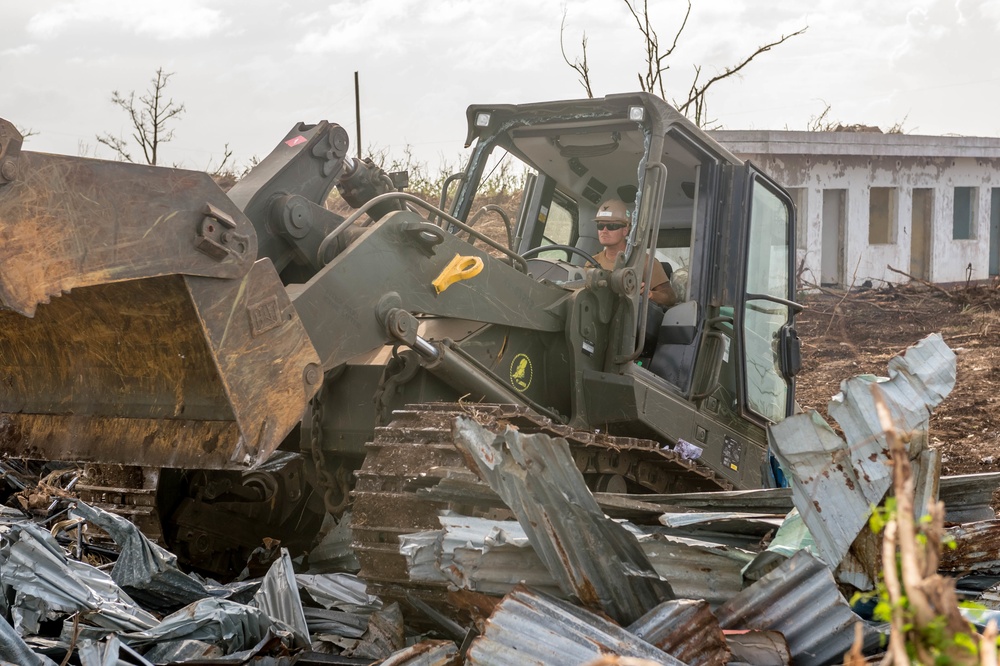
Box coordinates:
[595,222,626,231]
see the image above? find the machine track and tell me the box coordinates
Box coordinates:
[351,402,732,602]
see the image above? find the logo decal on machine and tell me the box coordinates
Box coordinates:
[509,353,533,392]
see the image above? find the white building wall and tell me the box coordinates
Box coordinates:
[739,153,1000,286]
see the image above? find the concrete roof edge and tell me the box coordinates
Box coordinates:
[709,129,1000,158]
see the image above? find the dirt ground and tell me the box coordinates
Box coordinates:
[794,280,1000,477]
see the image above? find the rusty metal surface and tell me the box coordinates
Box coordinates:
[627,599,729,666]
[715,550,881,665]
[941,520,1000,575]
[466,586,684,666]
[0,150,256,317]
[380,640,458,666]
[768,333,956,569]
[0,261,320,470]
[639,534,754,608]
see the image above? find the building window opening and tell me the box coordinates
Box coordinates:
[868,187,896,245]
[953,186,976,240]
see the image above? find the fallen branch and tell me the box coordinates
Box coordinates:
[887,265,954,300]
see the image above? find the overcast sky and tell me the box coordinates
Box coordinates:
[6,0,1000,173]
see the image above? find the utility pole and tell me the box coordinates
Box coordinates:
[354,72,361,161]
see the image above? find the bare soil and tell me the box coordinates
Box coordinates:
[794,281,1000,476]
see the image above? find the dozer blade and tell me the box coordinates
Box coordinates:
[0,122,321,469]
[0,121,256,317]
[0,259,322,469]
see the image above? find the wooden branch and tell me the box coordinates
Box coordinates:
[887,265,954,299]
[677,26,807,116]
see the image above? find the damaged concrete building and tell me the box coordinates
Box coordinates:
[712,130,1000,287]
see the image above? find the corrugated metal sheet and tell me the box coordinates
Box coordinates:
[380,639,459,665]
[621,487,794,513]
[399,515,561,597]
[302,607,370,638]
[70,502,208,613]
[453,417,673,625]
[657,512,784,532]
[295,573,382,613]
[639,534,754,607]
[627,599,729,666]
[769,333,956,569]
[466,587,684,666]
[0,613,50,666]
[0,521,157,635]
[123,597,273,654]
[403,513,751,605]
[940,473,1000,523]
[715,550,882,665]
[942,520,1000,575]
[252,548,310,649]
[726,630,791,665]
[306,510,361,573]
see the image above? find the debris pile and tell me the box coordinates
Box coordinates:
[2,333,1000,665]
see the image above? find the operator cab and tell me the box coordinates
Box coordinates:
[451,93,799,427]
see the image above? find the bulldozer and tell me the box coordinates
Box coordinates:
[0,92,800,582]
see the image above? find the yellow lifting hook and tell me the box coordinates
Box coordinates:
[432,254,484,294]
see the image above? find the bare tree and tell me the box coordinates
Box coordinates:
[15,125,38,140]
[97,67,185,165]
[624,0,691,99]
[676,25,807,127]
[560,9,594,98]
[562,1,807,128]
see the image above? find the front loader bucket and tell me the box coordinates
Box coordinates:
[0,124,321,469]
[0,261,321,469]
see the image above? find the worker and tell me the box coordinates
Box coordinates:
[593,198,676,308]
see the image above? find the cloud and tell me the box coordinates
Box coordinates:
[27,0,227,41]
[1,44,38,57]
[294,1,415,55]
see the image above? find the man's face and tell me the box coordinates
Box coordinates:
[597,220,628,248]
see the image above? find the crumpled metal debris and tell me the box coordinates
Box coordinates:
[453,416,674,625]
[466,586,684,666]
[122,597,273,654]
[627,599,728,666]
[768,333,956,569]
[715,550,882,665]
[252,548,310,649]
[0,614,55,666]
[0,521,157,634]
[0,332,978,665]
[69,501,209,612]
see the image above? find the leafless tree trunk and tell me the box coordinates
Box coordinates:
[676,26,807,127]
[560,10,593,98]
[624,0,690,99]
[96,67,185,165]
[561,1,807,128]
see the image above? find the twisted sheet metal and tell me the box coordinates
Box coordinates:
[628,599,728,666]
[942,520,1000,575]
[466,587,684,666]
[715,550,881,665]
[769,333,956,569]
[453,416,673,625]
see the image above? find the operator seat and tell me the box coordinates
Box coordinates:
[647,300,699,391]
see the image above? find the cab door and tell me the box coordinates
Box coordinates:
[736,164,800,424]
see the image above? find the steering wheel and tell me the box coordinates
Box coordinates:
[521,244,600,267]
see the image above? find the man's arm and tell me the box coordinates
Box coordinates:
[649,281,677,308]
[646,260,677,308]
